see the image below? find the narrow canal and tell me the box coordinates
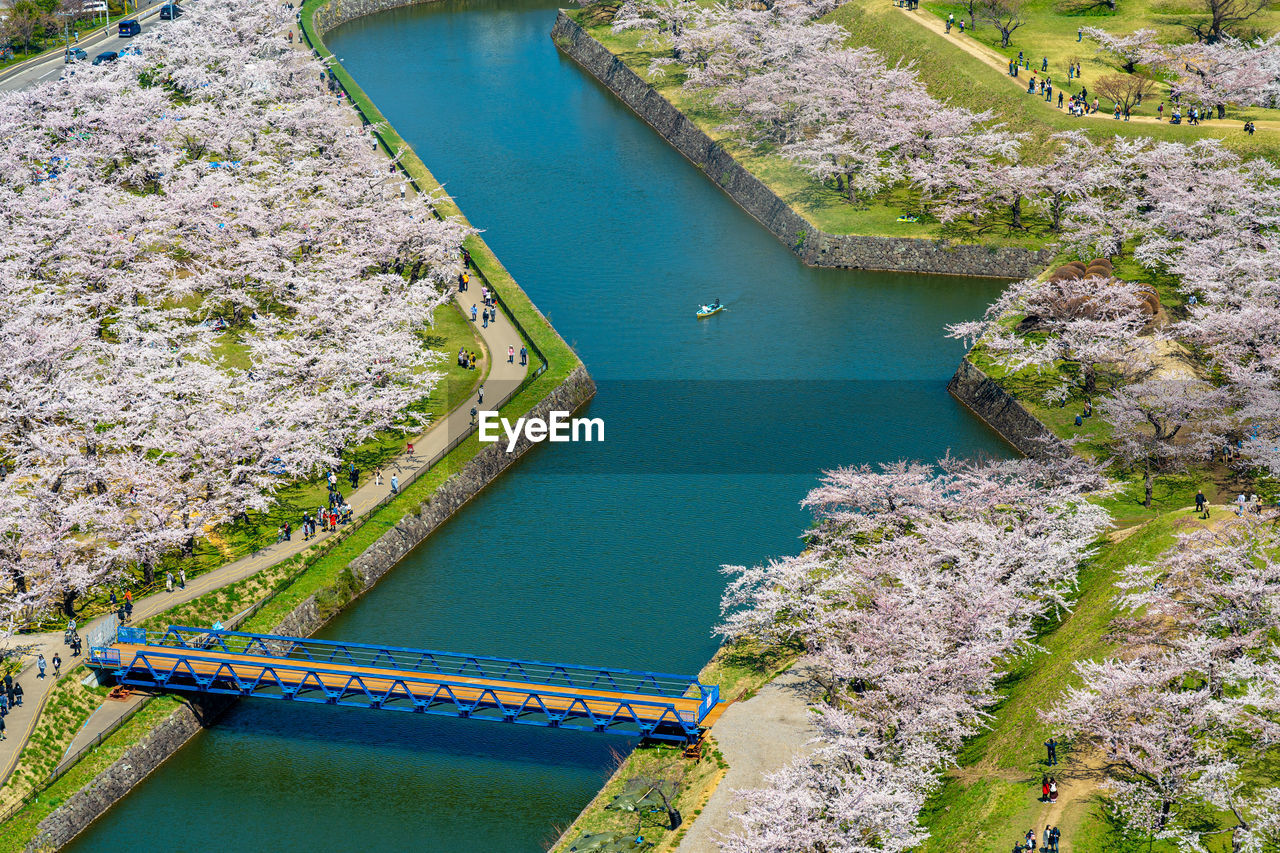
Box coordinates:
[67,0,1011,848]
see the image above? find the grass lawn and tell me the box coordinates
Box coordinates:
[917,511,1198,853]
[827,0,1280,160]
[918,0,1280,125]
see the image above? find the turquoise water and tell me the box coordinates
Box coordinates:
[65,1,1010,849]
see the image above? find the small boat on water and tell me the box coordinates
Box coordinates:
[697,300,724,319]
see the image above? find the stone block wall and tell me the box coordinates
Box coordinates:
[946,358,1066,458]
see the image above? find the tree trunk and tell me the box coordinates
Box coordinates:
[1084,362,1097,394]
[1144,457,1154,508]
[1010,194,1023,229]
[62,588,78,619]
[142,561,155,586]
[1217,103,1226,119]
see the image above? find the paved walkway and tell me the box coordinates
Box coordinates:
[893,5,1280,132]
[677,665,819,852]
[0,33,530,790]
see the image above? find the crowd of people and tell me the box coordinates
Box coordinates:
[0,672,26,741]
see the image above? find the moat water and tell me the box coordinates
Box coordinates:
[67,0,1010,848]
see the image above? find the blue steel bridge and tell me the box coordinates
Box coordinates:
[87,626,723,744]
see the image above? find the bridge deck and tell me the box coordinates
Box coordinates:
[112,643,703,724]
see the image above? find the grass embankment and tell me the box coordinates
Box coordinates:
[919,0,1280,127]
[548,642,798,853]
[828,0,1280,159]
[570,8,1050,246]
[572,0,1280,250]
[0,10,585,846]
[917,510,1208,853]
[0,695,185,853]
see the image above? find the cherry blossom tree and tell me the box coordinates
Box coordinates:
[948,275,1155,396]
[717,454,1111,849]
[1048,522,1280,850]
[0,0,471,635]
[1101,379,1226,507]
[1084,27,1160,73]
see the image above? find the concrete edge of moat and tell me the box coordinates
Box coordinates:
[550,12,1054,280]
[24,367,598,852]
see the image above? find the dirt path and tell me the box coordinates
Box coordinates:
[891,6,1280,132]
[677,665,820,852]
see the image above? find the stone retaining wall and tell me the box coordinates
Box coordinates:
[24,696,235,851]
[309,0,438,34]
[26,367,596,851]
[551,13,1053,279]
[946,358,1065,457]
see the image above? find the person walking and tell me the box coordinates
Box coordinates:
[166,571,174,593]
[477,385,484,405]
[471,304,477,322]
[482,308,489,329]
[1077,25,1083,40]
[1045,737,1057,765]
[1050,826,1060,851]
[508,345,515,363]
[37,654,46,679]
[390,474,399,494]
[374,467,383,486]
[52,653,62,677]
[180,568,187,589]
[520,346,527,366]
[1042,56,1048,71]
[1041,775,1050,802]
[1043,826,1051,850]
[349,467,358,489]
[1049,777,1058,803]
[1195,489,1206,514]
[13,681,23,706]
[0,712,6,741]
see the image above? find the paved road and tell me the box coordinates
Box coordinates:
[0,0,172,93]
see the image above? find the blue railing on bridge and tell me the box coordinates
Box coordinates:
[117,625,708,701]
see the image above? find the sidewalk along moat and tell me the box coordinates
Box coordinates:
[65,0,1012,849]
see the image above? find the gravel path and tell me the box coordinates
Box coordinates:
[677,665,819,852]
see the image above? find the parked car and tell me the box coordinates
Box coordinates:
[64,47,87,62]
[92,50,118,65]
[160,3,182,19]
[117,19,141,37]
